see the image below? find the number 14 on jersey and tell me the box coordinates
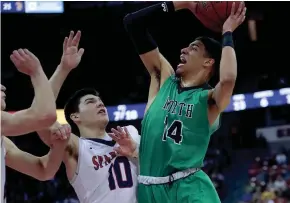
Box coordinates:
[162,116,183,144]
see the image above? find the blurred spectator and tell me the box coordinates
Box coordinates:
[241,149,290,203]
[273,175,287,193]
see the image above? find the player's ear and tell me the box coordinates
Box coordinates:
[70,113,80,123]
[203,58,215,68]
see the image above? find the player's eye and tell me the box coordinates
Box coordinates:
[190,45,197,51]
[86,100,95,104]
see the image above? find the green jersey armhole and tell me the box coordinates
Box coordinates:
[141,75,176,126]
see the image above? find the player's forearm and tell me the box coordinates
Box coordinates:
[37,121,62,147]
[219,32,237,83]
[38,144,66,180]
[123,2,177,55]
[49,65,70,99]
[30,69,57,125]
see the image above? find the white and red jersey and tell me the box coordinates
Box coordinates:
[70,125,140,203]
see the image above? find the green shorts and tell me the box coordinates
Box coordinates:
[137,170,221,203]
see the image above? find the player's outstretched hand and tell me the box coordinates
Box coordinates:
[223,2,246,33]
[60,30,84,71]
[108,126,137,157]
[10,49,42,76]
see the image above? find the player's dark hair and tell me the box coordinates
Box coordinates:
[195,36,222,84]
[64,88,100,136]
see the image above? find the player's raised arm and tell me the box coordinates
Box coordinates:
[210,3,246,115]
[1,49,57,136]
[124,3,187,100]
[49,31,84,99]
[3,130,70,181]
[37,31,83,148]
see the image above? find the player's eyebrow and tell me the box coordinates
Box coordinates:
[84,98,96,103]
[189,43,199,48]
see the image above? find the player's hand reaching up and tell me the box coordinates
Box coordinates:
[108,126,137,157]
[10,49,42,76]
[222,2,246,33]
[60,30,84,71]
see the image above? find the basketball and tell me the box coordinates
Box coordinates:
[194,1,243,32]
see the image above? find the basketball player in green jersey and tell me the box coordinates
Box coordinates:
[110,1,246,203]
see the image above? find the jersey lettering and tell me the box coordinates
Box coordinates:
[162,97,194,118]
[92,151,117,170]
[108,156,133,190]
[162,116,183,144]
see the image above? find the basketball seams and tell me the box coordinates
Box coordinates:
[196,2,221,32]
[210,2,223,27]
[226,2,229,20]
[195,2,223,32]
[194,1,244,33]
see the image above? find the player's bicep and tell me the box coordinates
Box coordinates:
[63,134,79,180]
[143,51,174,113]
[4,137,44,179]
[212,80,235,112]
[1,110,55,137]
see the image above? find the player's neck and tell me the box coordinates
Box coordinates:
[181,72,207,88]
[79,125,107,139]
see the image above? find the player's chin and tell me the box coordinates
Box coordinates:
[100,115,109,123]
[176,64,185,75]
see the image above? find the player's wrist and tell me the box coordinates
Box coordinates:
[29,66,43,77]
[131,143,139,158]
[222,31,234,48]
[57,64,72,74]
[222,28,232,35]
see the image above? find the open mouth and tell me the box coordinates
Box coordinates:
[98,109,106,114]
[179,55,187,65]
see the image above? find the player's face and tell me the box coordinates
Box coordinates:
[75,94,109,127]
[1,84,6,110]
[176,40,211,76]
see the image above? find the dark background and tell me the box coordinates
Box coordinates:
[2,1,290,203]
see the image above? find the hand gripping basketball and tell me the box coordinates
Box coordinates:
[222,2,247,33]
[108,126,137,157]
[192,1,246,32]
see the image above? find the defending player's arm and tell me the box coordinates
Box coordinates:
[37,122,79,180]
[1,49,57,136]
[36,31,83,154]
[3,134,69,181]
[124,2,192,111]
[208,3,246,123]
[49,31,84,99]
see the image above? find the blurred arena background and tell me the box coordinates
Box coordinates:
[1,1,290,203]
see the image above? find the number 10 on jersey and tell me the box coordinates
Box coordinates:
[108,157,133,190]
[162,116,183,144]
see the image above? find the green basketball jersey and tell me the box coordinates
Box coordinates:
[140,75,220,177]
